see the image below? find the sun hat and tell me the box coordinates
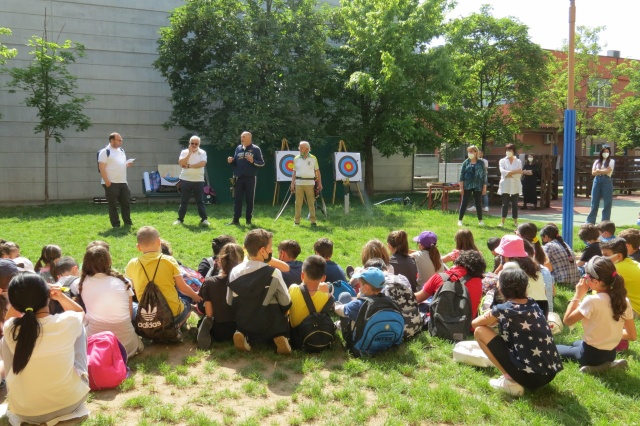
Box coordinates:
[494,235,527,258]
[352,267,386,289]
[412,231,437,249]
[0,259,19,277]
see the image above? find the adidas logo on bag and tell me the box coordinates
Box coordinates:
[141,305,157,321]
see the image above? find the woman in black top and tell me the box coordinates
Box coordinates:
[522,154,540,210]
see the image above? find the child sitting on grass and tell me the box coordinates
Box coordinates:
[556,256,637,373]
[34,244,62,284]
[597,220,616,242]
[577,224,602,271]
[125,226,202,335]
[227,229,292,354]
[618,228,640,263]
[314,238,347,282]
[197,243,244,349]
[472,269,562,396]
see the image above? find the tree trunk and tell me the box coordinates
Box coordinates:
[44,133,49,205]
[363,137,374,197]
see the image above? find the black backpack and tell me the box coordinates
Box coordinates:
[428,272,472,342]
[134,255,181,342]
[291,285,336,352]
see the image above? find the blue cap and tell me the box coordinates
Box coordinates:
[352,267,385,289]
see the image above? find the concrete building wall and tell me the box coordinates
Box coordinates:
[0,0,186,202]
[372,149,413,192]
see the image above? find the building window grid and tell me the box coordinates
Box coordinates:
[589,78,612,108]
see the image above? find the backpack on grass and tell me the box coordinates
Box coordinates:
[428,273,472,342]
[134,255,181,342]
[291,285,336,352]
[351,295,404,357]
[330,280,356,301]
[87,331,128,391]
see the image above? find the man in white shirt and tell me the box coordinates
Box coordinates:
[98,132,133,228]
[290,141,322,226]
[174,135,209,226]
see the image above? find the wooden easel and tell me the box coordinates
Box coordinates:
[332,140,365,205]
[272,138,291,206]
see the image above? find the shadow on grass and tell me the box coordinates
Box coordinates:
[527,385,592,426]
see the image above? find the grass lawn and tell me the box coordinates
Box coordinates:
[0,195,639,425]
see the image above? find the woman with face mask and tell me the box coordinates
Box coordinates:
[498,143,523,227]
[586,146,615,224]
[522,154,539,210]
[457,145,487,227]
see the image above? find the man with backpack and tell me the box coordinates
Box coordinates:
[289,255,335,352]
[334,267,404,357]
[98,132,133,228]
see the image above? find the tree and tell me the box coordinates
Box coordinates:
[5,29,92,204]
[595,61,640,150]
[0,28,18,120]
[154,0,333,148]
[326,0,453,196]
[441,5,550,152]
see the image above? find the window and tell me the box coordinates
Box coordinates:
[589,78,612,108]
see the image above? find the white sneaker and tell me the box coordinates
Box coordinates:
[173,220,183,226]
[498,223,504,228]
[200,219,211,226]
[457,220,463,226]
[233,331,251,352]
[478,221,485,226]
[489,376,524,396]
[484,207,489,212]
[468,206,476,211]
[273,335,292,355]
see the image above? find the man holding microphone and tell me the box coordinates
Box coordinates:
[227,131,264,226]
[290,141,322,227]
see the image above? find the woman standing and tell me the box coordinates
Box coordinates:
[522,154,539,210]
[498,144,523,227]
[586,145,614,224]
[457,145,486,227]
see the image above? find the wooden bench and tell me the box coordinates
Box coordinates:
[141,179,181,205]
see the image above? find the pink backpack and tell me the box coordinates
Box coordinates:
[87,331,128,391]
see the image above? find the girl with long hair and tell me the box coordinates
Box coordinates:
[457,145,487,226]
[34,244,62,284]
[387,230,419,292]
[441,229,481,264]
[78,245,141,358]
[517,222,546,266]
[540,224,581,286]
[586,145,614,224]
[410,231,444,286]
[556,256,637,371]
[2,273,88,423]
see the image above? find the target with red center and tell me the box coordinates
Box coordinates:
[275,151,298,181]
[334,152,361,181]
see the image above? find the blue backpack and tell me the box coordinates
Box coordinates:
[351,295,404,357]
[330,280,356,301]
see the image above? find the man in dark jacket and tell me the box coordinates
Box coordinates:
[227,131,265,226]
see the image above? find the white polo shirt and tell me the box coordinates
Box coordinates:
[293,154,319,186]
[179,148,207,182]
[98,145,127,184]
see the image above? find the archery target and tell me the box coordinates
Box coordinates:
[275,151,298,181]
[334,152,361,181]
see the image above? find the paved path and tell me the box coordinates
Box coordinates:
[487,194,640,228]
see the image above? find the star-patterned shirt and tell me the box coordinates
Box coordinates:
[491,298,563,376]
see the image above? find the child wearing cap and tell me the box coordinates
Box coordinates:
[410,231,445,286]
[334,267,402,352]
[473,269,562,396]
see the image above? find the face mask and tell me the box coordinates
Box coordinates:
[607,254,618,263]
[468,153,475,160]
[528,156,533,162]
[602,152,610,159]
[263,252,273,264]
[506,151,513,158]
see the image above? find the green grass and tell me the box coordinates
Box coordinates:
[1,199,640,425]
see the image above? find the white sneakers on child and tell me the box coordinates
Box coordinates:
[489,376,524,396]
[233,331,251,352]
[579,359,628,374]
[478,221,485,226]
[457,220,463,227]
[273,335,292,355]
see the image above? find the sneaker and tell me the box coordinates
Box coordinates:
[484,206,489,212]
[273,335,292,355]
[200,219,211,226]
[498,223,504,227]
[173,220,183,226]
[468,205,476,211]
[233,331,251,352]
[197,317,214,350]
[489,376,524,396]
[457,220,463,227]
[226,221,240,226]
[610,359,629,371]
[478,221,485,226]
[346,265,355,279]
[580,362,613,374]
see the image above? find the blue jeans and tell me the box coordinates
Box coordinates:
[586,175,613,224]
[556,340,616,366]
[177,180,207,222]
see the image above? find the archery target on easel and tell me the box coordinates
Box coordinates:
[275,151,298,181]
[334,152,361,181]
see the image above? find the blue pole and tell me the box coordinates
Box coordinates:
[562,110,576,247]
